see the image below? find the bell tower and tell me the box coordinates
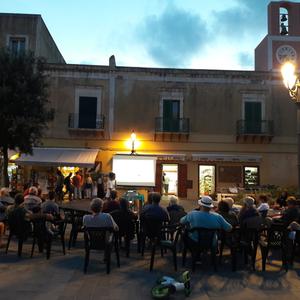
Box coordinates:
[255,1,300,71]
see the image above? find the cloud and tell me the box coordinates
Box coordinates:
[137,5,209,67]
[211,0,270,39]
[238,52,253,68]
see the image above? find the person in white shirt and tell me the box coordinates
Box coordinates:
[257,194,270,216]
[83,198,118,231]
[105,172,116,199]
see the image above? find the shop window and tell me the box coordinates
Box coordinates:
[244,166,259,186]
[199,165,215,196]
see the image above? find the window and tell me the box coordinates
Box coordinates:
[279,7,289,35]
[199,165,215,196]
[244,166,259,186]
[73,87,102,129]
[242,93,265,134]
[163,99,180,131]
[9,37,26,55]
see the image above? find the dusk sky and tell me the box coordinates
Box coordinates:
[2,0,300,70]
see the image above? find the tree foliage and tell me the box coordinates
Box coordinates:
[0,48,54,186]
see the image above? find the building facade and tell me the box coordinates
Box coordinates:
[0,2,298,200]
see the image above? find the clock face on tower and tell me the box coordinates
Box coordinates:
[276,45,297,64]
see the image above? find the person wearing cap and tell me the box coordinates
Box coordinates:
[180,196,232,243]
[238,196,259,224]
[83,198,118,231]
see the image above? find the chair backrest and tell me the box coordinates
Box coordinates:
[140,217,163,239]
[266,223,287,248]
[84,227,114,250]
[31,218,48,237]
[7,207,31,237]
[110,210,135,237]
[186,227,218,250]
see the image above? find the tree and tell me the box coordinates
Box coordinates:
[0,48,54,187]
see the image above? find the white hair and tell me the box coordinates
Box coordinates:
[169,195,178,206]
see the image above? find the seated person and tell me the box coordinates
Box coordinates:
[24,186,42,211]
[180,196,232,245]
[257,194,270,217]
[223,197,240,215]
[276,191,288,208]
[41,191,59,216]
[217,200,238,227]
[110,198,138,239]
[83,198,118,231]
[7,193,32,239]
[0,222,4,247]
[282,196,299,227]
[140,192,170,222]
[0,187,14,205]
[102,190,120,213]
[238,197,259,225]
[0,201,6,222]
[167,195,186,225]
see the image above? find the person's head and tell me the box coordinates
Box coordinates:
[69,172,72,177]
[148,192,161,205]
[48,191,55,201]
[28,186,38,196]
[0,187,10,197]
[287,196,297,208]
[218,200,230,213]
[259,194,268,203]
[75,171,79,175]
[223,197,234,209]
[119,197,129,211]
[56,169,62,176]
[243,196,255,208]
[110,190,118,200]
[90,198,103,214]
[281,191,288,198]
[198,196,214,212]
[109,172,116,180]
[15,193,24,206]
[169,195,178,206]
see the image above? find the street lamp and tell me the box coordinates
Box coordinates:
[130,130,137,155]
[281,62,300,193]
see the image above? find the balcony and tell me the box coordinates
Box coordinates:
[236,120,274,143]
[68,113,105,137]
[155,117,190,141]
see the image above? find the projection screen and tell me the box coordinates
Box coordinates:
[112,155,157,187]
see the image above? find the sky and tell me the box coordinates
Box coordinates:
[2,0,300,70]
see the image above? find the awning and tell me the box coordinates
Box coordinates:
[15,147,100,168]
[192,153,261,163]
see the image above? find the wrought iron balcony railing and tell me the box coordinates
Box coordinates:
[155,117,190,133]
[237,120,274,136]
[68,113,105,130]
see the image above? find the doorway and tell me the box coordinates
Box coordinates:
[162,164,178,195]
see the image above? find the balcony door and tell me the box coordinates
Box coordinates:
[78,96,97,128]
[244,101,262,134]
[163,99,180,132]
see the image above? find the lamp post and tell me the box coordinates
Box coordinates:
[281,62,300,194]
[130,130,137,155]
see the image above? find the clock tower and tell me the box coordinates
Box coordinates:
[255,1,300,71]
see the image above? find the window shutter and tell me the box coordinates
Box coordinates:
[155,163,162,193]
[178,164,187,198]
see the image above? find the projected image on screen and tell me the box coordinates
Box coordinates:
[112,155,157,187]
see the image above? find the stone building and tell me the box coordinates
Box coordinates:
[0,1,299,200]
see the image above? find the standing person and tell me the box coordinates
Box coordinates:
[55,169,64,201]
[97,174,105,199]
[72,171,82,200]
[85,174,93,199]
[64,172,73,201]
[105,172,116,199]
[162,172,170,195]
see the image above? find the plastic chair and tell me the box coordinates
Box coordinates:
[83,227,120,274]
